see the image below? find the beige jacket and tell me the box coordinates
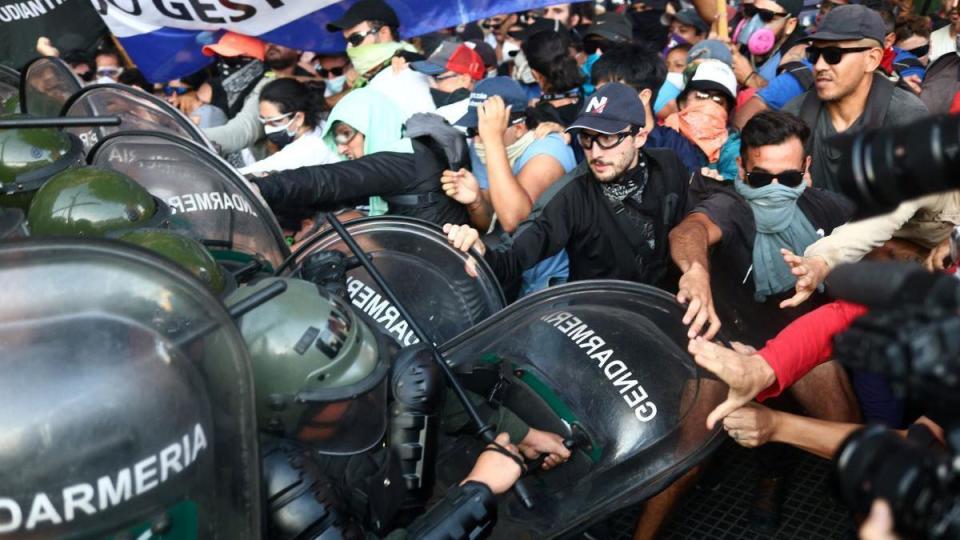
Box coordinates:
[804,191,960,268]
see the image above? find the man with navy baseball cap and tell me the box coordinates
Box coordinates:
[443,81,694,293]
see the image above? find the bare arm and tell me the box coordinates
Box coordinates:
[769,410,863,459]
[733,96,769,131]
[495,154,566,232]
[670,212,724,339]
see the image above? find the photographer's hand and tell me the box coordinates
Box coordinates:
[780,249,830,308]
[860,500,900,540]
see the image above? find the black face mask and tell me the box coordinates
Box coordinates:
[265,56,297,71]
[265,128,296,148]
[430,87,471,107]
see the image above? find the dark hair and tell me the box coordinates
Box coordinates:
[95,47,122,66]
[591,43,666,105]
[740,110,810,161]
[259,78,328,129]
[877,7,897,34]
[571,2,596,21]
[117,68,152,93]
[367,20,400,41]
[522,30,585,93]
[895,15,931,41]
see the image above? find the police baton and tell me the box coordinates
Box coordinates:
[324,213,537,509]
[0,116,121,129]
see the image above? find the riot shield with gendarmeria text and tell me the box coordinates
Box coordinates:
[439,280,729,539]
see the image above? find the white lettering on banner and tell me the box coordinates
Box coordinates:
[0,0,67,23]
[540,311,658,422]
[166,192,257,217]
[346,275,420,347]
[94,0,342,39]
[0,423,207,533]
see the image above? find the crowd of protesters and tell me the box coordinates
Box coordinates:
[30,0,960,536]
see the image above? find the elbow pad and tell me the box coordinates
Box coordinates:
[404,481,497,540]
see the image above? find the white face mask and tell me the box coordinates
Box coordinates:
[665,71,685,89]
[324,74,347,97]
[501,40,521,64]
[512,50,537,85]
[96,76,116,85]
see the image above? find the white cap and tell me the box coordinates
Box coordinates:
[684,59,737,101]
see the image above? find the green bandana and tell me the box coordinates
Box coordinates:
[346,41,418,84]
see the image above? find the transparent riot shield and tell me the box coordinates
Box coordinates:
[87,131,290,271]
[0,239,261,539]
[60,83,211,153]
[0,65,19,113]
[279,216,506,347]
[19,56,81,118]
[438,280,729,539]
[0,207,27,238]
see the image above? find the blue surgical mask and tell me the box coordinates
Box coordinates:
[582,52,602,95]
[325,74,347,97]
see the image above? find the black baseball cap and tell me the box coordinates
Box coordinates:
[566,82,646,134]
[805,4,887,45]
[326,0,400,32]
[584,13,634,43]
[455,77,529,128]
[661,8,709,34]
[508,17,565,41]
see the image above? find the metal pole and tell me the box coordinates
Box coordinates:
[0,116,122,129]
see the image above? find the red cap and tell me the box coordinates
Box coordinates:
[448,44,485,81]
[202,32,265,61]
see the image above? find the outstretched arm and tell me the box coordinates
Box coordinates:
[670,212,723,339]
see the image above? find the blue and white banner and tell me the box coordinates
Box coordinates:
[92,0,585,82]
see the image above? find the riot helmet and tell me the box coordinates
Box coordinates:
[0,207,27,238]
[229,277,391,455]
[19,56,82,118]
[27,165,170,237]
[0,239,261,539]
[0,121,84,210]
[118,229,233,296]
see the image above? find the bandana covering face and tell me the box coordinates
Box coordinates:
[735,179,820,301]
[663,98,729,163]
[346,41,418,82]
[474,131,536,168]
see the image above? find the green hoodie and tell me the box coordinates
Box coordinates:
[322,87,412,216]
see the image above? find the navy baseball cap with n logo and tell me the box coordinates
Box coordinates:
[566,82,647,134]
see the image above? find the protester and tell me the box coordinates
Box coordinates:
[729,0,804,89]
[591,43,703,174]
[410,41,485,125]
[662,8,708,47]
[665,43,691,73]
[929,3,960,63]
[94,47,123,83]
[162,74,227,128]
[894,15,932,67]
[781,4,928,192]
[253,87,469,226]
[310,53,352,97]
[876,8,925,93]
[444,82,692,290]
[239,78,337,176]
[326,0,435,118]
[522,30,585,124]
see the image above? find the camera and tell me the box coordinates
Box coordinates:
[828,262,960,538]
[834,114,960,218]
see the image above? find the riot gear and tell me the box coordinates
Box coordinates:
[19,56,82,118]
[118,229,232,296]
[0,122,84,210]
[0,239,261,539]
[26,165,170,237]
[0,65,18,113]
[0,207,27,238]
[229,277,391,455]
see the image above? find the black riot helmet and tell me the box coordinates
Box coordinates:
[229,277,392,455]
[0,239,261,539]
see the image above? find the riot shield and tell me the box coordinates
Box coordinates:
[439,280,728,539]
[279,216,505,347]
[87,131,290,271]
[0,239,261,539]
[0,65,19,113]
[19,56,81,118]
[60,83,212,153]
[0,207,27,238]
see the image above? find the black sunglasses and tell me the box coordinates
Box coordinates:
[743,4,789,22]
[577,129,639,150]
[745,169,805,187]
[806,46,874,65]
[905,44,930,58]
[315,65,345,78]
[346,26,380,47]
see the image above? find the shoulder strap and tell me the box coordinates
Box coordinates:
[863,73,895,129]
[798,90,822,154]
[779,60,814,91]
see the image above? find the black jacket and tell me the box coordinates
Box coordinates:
[485,148,693,290]
[253,137,470,227]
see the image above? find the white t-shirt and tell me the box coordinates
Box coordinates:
[368,67,436,120]
[239,128,339,175]
[930,25,957,65]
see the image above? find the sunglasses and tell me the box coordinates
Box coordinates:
[905,44,930,58]
[314,65,345,78]
[745,169,805,187]
[431,72,461,82]
[345,26,380,47]
[743,4,788,22]
[163,86,189,96]
[806,46,874,65]
[577,129,638,150]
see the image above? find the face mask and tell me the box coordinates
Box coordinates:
[96,75,116,85]
[347,41,402,77]
[325,74,347,97]
[501,40,521,63]
[512,50,537,84]
[264,116,298,148]
[665,71,685,89]
[733,15,777,56]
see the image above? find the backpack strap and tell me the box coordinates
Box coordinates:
[798,90,822,155]
[863,73,895,129]
[778,60,814,91]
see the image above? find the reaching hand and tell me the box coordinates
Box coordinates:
[519,427,572,470]
[779,249,830,309]
[924,235,955,271]
[688,337,776,429]
[902,74,922,96]
[477,96,511,144]
[462,433,524,495]
[443,223,484,278]
[441,168,482,206]
[722,402,778,448]
[677,264,721,339]
[36,37,59,57]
